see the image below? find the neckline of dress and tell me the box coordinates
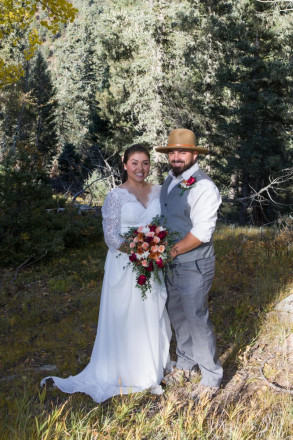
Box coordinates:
[116,186,156,210]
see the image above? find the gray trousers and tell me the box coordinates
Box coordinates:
[165,256,223,387]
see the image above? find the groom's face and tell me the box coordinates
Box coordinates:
[168,150,198,177]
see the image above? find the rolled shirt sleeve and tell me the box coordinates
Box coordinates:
[188,180,222,243]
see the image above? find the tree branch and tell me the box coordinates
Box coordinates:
[224,168,293,207]
[14,251,48,279]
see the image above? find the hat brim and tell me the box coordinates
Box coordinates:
[155,145,209,154]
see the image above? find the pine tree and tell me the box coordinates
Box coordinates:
[0,53,58,169]
[52,0,105,148]
[214,0,293,223]
[57,142,82,191]
[0,145,63,266]
[29,52,58,166]
[48,0,112,184]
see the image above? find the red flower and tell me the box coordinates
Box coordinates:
[156,258,164,268]
[186,176,196,186]
[149,225,157,232]
[146,262,154,272]
[129,253,137,262]
[137,274,147,285]
[158,230,167,239]
[146,236,154,244]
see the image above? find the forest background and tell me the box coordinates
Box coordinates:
[0,0,292,267]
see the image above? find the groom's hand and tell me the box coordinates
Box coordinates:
[119,241,130,253]
[170,233,203,258]
[170,245,179,259]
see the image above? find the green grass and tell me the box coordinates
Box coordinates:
[0,225,292,439]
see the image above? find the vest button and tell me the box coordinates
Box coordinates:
[164,203,167,206]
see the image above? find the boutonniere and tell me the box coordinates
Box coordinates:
[179,176,196,196]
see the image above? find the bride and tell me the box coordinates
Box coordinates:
[41,144,171,403]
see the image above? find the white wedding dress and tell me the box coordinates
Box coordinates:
[41,185,171,403]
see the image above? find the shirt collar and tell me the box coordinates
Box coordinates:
[168,162,199,181]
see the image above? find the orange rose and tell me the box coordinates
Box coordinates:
[137,246,144,255]
[137,233,144,242]
[150,252,159,260]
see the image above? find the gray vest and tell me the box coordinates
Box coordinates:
[160,168,215,263]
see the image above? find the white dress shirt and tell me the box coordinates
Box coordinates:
[167,162,221,243]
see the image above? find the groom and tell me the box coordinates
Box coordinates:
[156,128,223,397]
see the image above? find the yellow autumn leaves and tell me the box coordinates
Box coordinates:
[0,0,78,87]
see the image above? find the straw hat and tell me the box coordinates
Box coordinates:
[155,128,209,154]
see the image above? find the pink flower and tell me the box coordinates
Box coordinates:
[145,231,155,238]
[152,236,160,244]
[137,226,144,232]
[133,237,139,243]
[156,258,164,268]
[130,242,136,249]
[142,242,149,250]
[137,275,147,285]
[141,260,148,267]
[158,245,165,253]
[151,245,158,252]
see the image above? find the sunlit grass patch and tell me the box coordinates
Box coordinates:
[2,383,293,439]
[211,225,292,372]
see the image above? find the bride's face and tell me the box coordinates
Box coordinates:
[124,152,150,184]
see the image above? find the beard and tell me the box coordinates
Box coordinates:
[170,158,197,177]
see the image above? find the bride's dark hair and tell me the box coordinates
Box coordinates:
[122,144,151,183]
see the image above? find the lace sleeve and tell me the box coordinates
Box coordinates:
[102,190,124,252]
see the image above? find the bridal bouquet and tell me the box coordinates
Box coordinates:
[121,215,178,299]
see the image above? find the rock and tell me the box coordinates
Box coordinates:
[285,333,293,351]
[0,374,18,382]
[275,294,293,313]
[274,294,293,323]
[274,312,293,324]
[284,333,293,363]
[35,364,57,372]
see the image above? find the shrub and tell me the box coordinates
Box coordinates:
[0,145,102,268]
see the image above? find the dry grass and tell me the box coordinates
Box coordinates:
[0,224,292,440]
